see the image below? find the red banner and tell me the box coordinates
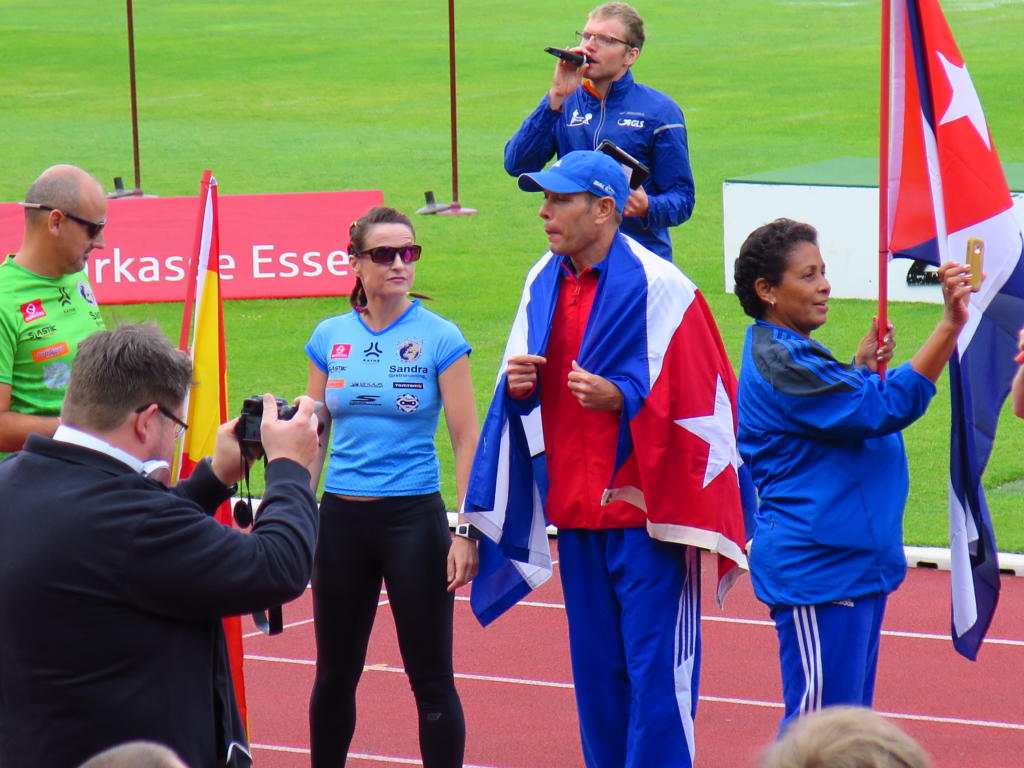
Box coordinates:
[0,189,382,304]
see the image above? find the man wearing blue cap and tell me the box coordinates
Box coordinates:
[465,150,748,768]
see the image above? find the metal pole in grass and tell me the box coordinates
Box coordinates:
[110,0,145,199]
[418,0,478,215]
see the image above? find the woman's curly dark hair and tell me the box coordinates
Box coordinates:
[733,218,818,319]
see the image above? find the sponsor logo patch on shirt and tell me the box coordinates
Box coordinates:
[395,393,420,413]
[326,379,346,389]
[78,280,98,306]
[568,110,593,127]
[330,344,352,359]
[397,338,423,362]
[20,300,46,323]
[43,361,70,389]
[33,341,70,362]
[25,324,57,341]
[388,364,428,378]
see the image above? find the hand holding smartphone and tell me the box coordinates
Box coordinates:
[597,139,650,189]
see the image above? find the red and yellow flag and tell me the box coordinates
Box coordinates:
[175,170,248,729]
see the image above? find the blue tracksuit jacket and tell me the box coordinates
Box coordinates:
[504,70,694,260]
[737,320,937,607]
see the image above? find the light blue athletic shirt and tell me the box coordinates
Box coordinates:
[305,301,470,496]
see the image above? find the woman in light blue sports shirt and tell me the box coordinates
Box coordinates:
[305,206,479,767]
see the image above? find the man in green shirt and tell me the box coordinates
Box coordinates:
[0,165,107,453]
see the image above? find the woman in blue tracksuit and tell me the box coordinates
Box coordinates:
[732,218,972,732]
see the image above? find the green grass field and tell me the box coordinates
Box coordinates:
[3,1,1023,550]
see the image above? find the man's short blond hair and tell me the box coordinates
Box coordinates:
[759,707,932,768]
[589,2,645,50]
[77,741,189,768]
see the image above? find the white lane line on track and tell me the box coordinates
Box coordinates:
[243,598,1023,644]
[243,595,392,638]
[250,743,499,767]
[880,711,1024,731]
[451,596,1024,645]
[250,744,309,754]
[701,696,1024,731]
[879,628,1024,647]
[457,596,566,610]
[701,616,1024,646]
[244,603,1024,645]
[244,656,572,689]
[245,656,1024,731]
[701,695,782,709]
[245,654,315,666]
[242,619,313,639]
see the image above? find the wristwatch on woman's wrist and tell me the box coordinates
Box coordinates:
[454,522,481,541]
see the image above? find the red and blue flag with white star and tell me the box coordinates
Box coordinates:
[463,234,750,625]
[884,0,1023,659]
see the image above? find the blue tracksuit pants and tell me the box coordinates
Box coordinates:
[558,529,701,768]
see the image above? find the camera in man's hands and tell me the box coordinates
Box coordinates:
[235,395,299,450]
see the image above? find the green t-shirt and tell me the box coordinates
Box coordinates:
[0,254,106,418]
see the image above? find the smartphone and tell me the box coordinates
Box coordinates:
[597,139,651,189]
[966,237,984,292]
[544,47,587,67]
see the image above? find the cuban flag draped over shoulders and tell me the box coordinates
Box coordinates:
[886,0,1023,659]
[464,233,750,626]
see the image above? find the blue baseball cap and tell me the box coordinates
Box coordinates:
[518,150,630,213]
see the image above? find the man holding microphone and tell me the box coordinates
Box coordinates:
[504,2,694,261]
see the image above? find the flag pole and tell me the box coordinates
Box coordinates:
[877,0,892,378]
[179,170,213,352]
[174,170,213,482]
[445,0,462,208]
[418,0,477,215]
[126,0,143,194]
[173,171,251,731]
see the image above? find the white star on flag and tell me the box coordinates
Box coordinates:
[937,51,990,150]
[674,375,742,489]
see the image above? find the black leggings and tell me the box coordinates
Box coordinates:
[308,492,465,768]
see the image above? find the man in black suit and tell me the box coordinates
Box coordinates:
[0,322,321,768]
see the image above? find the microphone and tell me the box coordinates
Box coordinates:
[544,47,588,67]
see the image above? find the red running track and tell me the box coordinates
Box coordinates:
[243,540,1024,767]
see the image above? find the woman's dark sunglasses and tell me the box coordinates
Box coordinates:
[354,245,422,264]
